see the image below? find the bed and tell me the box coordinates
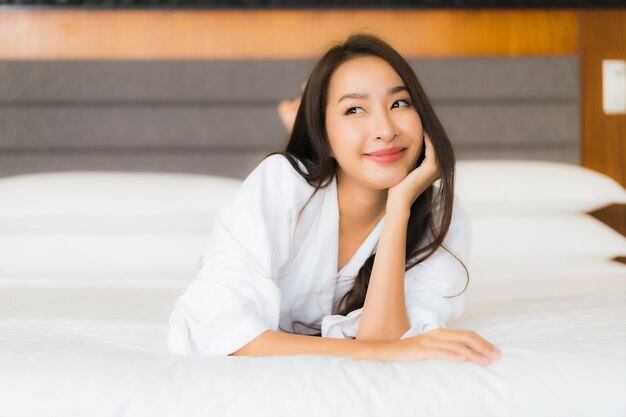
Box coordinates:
[0,159,625,417]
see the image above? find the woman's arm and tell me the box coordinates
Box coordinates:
[356,208,412,341]
[229,330,381,360]
[230,328,501,366]
[356,133,441,341]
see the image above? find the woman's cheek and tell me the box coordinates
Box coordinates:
[405,149,420,171]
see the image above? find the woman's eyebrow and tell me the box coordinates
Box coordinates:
[338,92,368,103]
[390,85,408,95]
[337,85,408,103]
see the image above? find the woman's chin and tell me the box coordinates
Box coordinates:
[367,172,408,190]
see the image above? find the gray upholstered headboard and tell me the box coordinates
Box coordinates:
[0,57,579,179]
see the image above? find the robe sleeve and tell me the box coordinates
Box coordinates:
[320,196,471,340]
[168,155,299,356]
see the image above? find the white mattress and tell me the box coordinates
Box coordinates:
[1,259,624,417]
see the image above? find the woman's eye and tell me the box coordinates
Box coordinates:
[392,99,411,108]
[344,107,364,115]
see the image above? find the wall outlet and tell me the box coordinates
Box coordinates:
[603,59,626,115]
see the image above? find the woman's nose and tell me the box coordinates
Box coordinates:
[371,110,398,142]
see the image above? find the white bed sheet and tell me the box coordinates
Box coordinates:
[0,259,624,417]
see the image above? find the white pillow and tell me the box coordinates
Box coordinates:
[0,215,214,233]
[455,160,626,214]
[469,213,626,267]
[0,233,208,279]
[0,171,242,220]
[0,171,242,279]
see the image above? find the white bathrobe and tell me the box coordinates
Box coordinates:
[168,154,471,356]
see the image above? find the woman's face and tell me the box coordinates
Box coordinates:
[325,55,424,191]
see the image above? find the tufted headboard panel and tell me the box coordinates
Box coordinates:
[0,57,579,179]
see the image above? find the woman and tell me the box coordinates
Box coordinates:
[168,33,501,365]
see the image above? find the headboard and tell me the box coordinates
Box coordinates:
[0,57,579,179]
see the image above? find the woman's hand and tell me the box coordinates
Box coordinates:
[386,132,440,215]
[373,328,502,365]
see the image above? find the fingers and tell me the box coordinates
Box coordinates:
[432,329,500,358]
[422,133,440,179]
[420,347,468,363]
[422,329,502,366]
[423,131,432,148]
[423,131,431,143]
[423,340,495,366]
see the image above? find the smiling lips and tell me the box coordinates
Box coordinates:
[363,147,407,163]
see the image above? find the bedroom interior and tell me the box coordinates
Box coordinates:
[0,5,625,417]
[0,8,624,235]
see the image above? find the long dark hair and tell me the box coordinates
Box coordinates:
[267,33,469,336]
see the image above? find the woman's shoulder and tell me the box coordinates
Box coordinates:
[253,153,309,186]
[227,153,314,212]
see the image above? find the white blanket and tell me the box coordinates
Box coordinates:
[1,259,624,417]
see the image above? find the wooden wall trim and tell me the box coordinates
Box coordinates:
[580,10,626,188]
[0,9,577,59]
